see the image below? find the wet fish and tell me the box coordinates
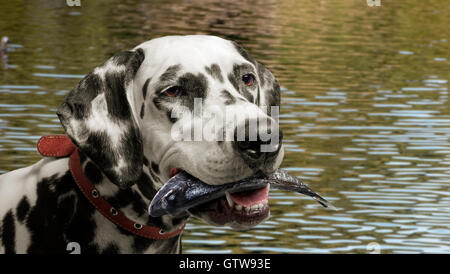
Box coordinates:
[149,169,336,217]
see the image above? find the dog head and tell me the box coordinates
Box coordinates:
[57,35,283,229]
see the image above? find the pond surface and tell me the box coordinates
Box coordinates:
[0,0,449,253]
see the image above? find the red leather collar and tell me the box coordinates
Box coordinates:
[37,135,185,240]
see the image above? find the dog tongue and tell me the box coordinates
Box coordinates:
[230,187,269,207]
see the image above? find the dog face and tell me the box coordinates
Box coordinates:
[57,35,283,229]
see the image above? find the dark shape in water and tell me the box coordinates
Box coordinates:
[0,36,8,55]
[149,169,336,217]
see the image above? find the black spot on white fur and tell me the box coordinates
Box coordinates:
[205,64,224,83]
[136,172,158,201]
[151,162,160,174]
[177,72,208,110]
[103,70,133,120]
[16,197,30,223]
[159,65,181,82]
[266,81,281,116]
[142,78,150,100]
[58,72,102,120]
[232,41,256,65]
[256,62,267,87]
[84,161,103,185]
[112,48,145,75]
[102,243,119,254]
[2,211,15,254]
[148,169,160,185]
[105,188,147,216]
[140,103,145,119]
[153,72,208,123]
[143,156,150,167]
[83,129,143,188]
[25,172,86,253]
[221,89,236,105]
[228,72,239,92]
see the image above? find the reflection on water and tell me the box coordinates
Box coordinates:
[0,0,449,253]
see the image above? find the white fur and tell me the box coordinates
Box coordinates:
[13,220,31,254]
[0,158,68,218]
[87,93,124,148]
[93,61,126,81]
[92,211,135,253]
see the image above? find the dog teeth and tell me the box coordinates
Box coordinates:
[230,195,269,212]
[225,191,234,208]
[236,201,268,212]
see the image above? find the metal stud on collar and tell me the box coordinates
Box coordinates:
[110,207,118,216]
[91,189,99,198]
[159,229,166,235]
[134,223,143,230]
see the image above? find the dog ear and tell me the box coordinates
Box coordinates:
[57,48,145,189]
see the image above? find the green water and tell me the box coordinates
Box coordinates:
[0,0,449,253]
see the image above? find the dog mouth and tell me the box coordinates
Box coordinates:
[190,184,271,228]
[165,168,270,227]
[148,168,335,229]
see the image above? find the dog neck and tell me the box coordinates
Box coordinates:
[77,151,188,234]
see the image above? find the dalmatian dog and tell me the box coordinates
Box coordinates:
[0,35,283,254]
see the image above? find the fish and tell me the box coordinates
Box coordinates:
[149,169,336,217]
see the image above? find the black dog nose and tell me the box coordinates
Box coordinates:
[236,139,265,159]
[233,121,283,161]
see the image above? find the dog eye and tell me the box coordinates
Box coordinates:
[242,74,255,86]
[162,86,185,97]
